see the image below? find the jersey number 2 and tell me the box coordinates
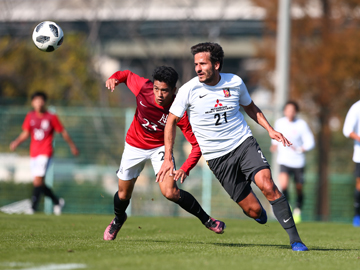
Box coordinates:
[214,112,228,126]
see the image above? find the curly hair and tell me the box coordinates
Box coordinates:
[191,42,225,71]
[152,66,178,89]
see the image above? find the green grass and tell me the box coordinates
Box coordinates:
[0,213,359,270]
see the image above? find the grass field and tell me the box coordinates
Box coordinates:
[0,213,359,270]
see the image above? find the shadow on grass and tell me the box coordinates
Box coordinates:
[126,239,358,251]
[213,243,357,251]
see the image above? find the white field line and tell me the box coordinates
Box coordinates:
[0,262,87,270]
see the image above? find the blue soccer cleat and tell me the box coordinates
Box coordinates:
[291,242,309,251]
[255,206,267,224]
[353,215,360,227]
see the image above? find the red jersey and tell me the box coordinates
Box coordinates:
[109,70,201,175]
[22,111,64,157]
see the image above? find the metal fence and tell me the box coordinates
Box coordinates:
[0,105,356,222]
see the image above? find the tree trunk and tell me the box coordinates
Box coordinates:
[316,106,330,220]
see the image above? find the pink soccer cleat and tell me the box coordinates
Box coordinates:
[103,214,127,241]
[205,217,226,234]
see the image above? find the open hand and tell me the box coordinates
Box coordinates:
[156,158,174,183]
[105,78,120,92]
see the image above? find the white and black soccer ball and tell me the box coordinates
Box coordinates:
[32,21,64,52]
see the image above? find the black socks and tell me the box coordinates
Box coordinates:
[282,188,303,210]
[270,195,302,244]
[31,186,42,210]
[114,192,129,220]
[355,189,360,216]
[176,189,209,224]
[296,192,303,210]
[42,185,59,205]
[31,185,59,210]
[282,189,289,201]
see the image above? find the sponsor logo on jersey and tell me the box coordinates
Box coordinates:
[223,88,231,97]
[140,101,147,107]
[215,99,223,107]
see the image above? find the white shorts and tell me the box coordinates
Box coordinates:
[30,155,51,178]
[117,142,175,180]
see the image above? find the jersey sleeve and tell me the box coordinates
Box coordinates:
[109,70,150,97]
[238,81,252,106]
[301,121,315,151]
[22,113,31,131]
[176,112,201,175]
[51,114,64,133]
[169,85,190,118]
[343,103,359,138]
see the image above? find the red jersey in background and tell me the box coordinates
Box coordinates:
[22,111,64,157]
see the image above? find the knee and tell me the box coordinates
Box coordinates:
[163,188,180,202]
[245,204,262,219]
[117,190,132,201]
[33,177,44,187]
[260,177,281,200]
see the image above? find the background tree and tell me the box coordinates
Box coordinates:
[0,34,102,106]
[252,0,360,220]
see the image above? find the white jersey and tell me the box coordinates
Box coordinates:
[343,100,360,163]
[272,117,315,168]
[170,73,253,160]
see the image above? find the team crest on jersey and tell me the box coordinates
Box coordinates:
[158,114,168,126]
[214,99,223,107]
[41,119,50,130]
[223,88,231,97]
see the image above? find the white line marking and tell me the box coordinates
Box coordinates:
[0,263,88,270]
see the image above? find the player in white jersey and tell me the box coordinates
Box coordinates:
[343,100,360,227]
[271,101,315,224]
[157,42,308,251]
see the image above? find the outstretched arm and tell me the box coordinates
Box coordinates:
[105,70,149,96]
[175,114,202,183]
[9,130,30,151]
[242,101,292,147]
[349,132,360,142]
[61,130,79,156]
[156,113,181,183]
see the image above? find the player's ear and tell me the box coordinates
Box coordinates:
[214,61,220,71]
[172,87,177,94]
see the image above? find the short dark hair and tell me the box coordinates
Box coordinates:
[152,66,178,89]
[31,91,47,102]
[284,101,299,112]
[191,42,225,71]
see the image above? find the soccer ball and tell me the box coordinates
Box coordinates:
[32,21,64,52]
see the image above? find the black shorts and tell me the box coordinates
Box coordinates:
[207,136,270,203]
[355,163,360,178]
[280,165,305,184]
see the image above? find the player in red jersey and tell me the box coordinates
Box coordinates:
[103,66,225,240]
[10,92,79,215]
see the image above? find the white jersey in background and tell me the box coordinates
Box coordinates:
[272,117,315,168]
[343,100,360,163]
[170,73,253,160]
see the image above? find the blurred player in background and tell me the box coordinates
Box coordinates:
[10,91,79,215]
[343,100,360,227]
[270,101,315,224]
[103,66,225,241]
[157,42,308,251]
